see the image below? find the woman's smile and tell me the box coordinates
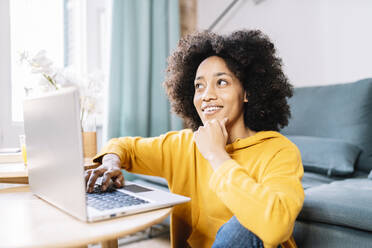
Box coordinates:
[202,105,224,116]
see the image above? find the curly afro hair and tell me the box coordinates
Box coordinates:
[164,29,293,132]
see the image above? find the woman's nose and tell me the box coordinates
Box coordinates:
[202,85,217,101]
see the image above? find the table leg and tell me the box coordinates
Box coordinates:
[101,239,118,248]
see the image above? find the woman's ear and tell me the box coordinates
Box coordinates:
[244,91,249,103]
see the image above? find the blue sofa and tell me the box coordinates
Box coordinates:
[281,78,372,248]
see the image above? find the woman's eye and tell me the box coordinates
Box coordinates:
[218,79,228,87]
[195,83,204,89]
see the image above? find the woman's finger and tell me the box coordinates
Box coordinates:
[208,119,224,137]
[84,169,93,183]
[87,169,104,193]
[114,173,125,188]
[101,170,114,191]
[221,118,229,139]
[102,167,125,190]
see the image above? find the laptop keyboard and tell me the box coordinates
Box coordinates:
[87,190,150,211]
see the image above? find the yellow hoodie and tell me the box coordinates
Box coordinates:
[93,129,304,248]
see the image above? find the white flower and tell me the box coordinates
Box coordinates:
[58,67,83,86]
[81,96,96,114]
[19,49,104,121]
[29,50,54,74]
[18,50,29,64]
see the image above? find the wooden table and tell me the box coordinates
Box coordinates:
[0,163,28,184]
[0,159,99,184]
[0,186,172,248]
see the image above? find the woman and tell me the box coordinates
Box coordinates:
[86,30,304,248]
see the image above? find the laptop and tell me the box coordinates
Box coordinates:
[23,87,190,222]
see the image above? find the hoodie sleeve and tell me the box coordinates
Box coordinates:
[93,130,193,182]
[208,147,304,247]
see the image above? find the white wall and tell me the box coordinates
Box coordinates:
[197,0,372,87]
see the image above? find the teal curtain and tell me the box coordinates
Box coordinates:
[103,0,183,141]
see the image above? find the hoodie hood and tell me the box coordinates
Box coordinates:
[225,131,283,153]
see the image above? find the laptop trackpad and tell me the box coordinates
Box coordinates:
[123,184,153,193]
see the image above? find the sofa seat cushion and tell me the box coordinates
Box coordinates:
[301,172,336,189]
[301,171,369,189]
[298,178,372,232]
[294,220,372,248]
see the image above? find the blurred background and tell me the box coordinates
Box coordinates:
[1,0,371,150]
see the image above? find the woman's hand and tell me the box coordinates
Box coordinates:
[85,153,124,193]
[193,118,231,170]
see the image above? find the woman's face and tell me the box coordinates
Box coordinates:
[193,56,247,128]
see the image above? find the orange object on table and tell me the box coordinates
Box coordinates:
[82,131,97,159]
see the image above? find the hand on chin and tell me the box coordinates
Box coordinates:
[193,118,231,170]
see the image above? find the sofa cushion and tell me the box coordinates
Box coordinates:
[281,78,372,172]
[301,171,369,189]
[298,178,372,232]
[287,135,361,176]
[301,172,336,189]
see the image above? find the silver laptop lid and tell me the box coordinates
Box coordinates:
[24,87,87,221]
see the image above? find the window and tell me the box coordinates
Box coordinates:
[10,0,65,122]
[0,0,112,148]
